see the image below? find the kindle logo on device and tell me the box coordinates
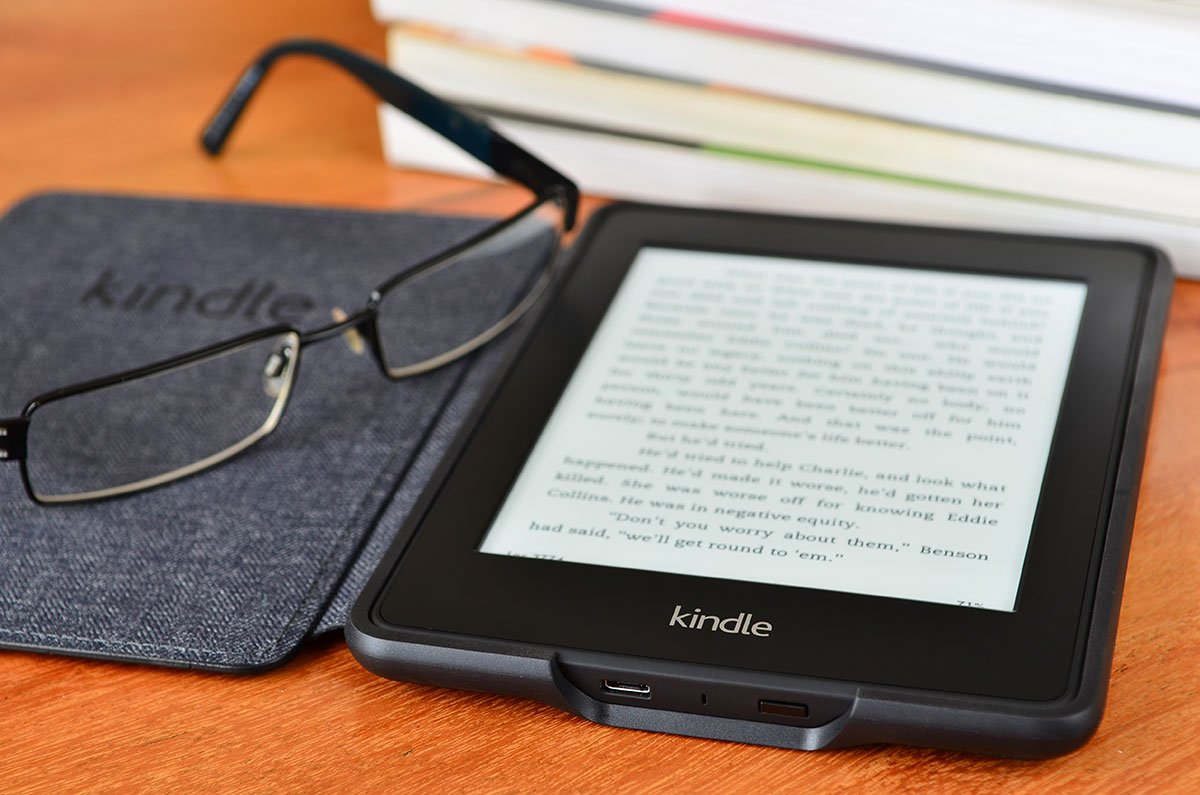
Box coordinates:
[669,605,773,637]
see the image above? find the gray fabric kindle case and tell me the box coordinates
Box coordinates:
[0,192,525,670]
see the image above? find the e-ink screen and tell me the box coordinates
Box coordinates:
[479,248,1087,611]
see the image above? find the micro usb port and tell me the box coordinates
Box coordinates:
[602,679,651,698]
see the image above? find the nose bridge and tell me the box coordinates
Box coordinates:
[298,306,375,347]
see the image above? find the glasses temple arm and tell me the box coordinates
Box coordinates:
[200,38,579,230]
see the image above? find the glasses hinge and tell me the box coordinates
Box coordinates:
[0,418,28,462]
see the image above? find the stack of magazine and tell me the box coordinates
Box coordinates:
[370,0,1200,277]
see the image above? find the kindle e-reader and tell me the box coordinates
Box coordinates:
[347,204,1172,758]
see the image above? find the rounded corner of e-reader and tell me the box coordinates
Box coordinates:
[346,205,1172,758]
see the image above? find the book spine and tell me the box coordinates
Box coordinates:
[371,5,1200,171]
[385,29,1200,224]
[378,107,1199,277]
[371,0,1200,111]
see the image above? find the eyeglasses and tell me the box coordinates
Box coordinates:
[0,38,579,504]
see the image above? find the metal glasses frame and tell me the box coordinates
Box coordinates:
[0,38,580,504]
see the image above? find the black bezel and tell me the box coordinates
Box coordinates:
[366,205,1155,703]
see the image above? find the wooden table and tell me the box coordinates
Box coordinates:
[2,1,1197,790]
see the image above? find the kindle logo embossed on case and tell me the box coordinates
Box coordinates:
[79,268,317,324]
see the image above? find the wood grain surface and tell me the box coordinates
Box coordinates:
[1,1,1197,791]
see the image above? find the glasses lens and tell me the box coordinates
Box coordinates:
[375,198,564,376]
[24,331,300,502]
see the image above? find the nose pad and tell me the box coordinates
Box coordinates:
[331,307,366,355]
[262,339,295,398]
